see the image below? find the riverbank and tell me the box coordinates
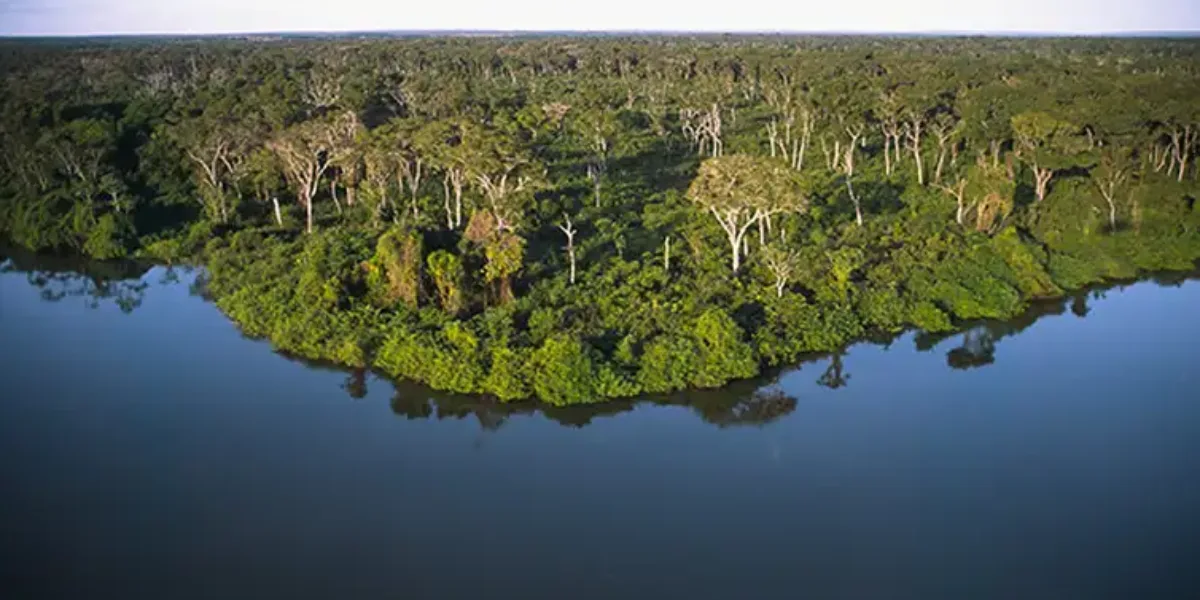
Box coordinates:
[191,204,1200,405]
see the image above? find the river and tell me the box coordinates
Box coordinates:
[1,252,1199,599]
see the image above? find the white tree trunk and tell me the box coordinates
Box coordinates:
[1034,166,1053,202]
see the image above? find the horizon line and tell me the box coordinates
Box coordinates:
[2,28,1199,40]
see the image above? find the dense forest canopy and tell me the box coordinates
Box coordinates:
[2,35,1198,404]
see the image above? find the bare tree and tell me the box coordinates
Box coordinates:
[557,213,578,284]
[681,103,723,157]
[473,164,538,234]
[1167,124,1195,182]
[843,144,864,227]
[904,111,926,185]
[1094,147,1133,232]
[930,113,959,185]
[763,78,817,172]
[876,91,904,177]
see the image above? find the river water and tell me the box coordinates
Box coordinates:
[1,253,1199,599]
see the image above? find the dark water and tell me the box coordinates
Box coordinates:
[2,252,1199,600]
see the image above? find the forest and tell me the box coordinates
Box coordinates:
[1,34,1198,405]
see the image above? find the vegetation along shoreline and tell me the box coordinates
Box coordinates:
[2,35,1197,404]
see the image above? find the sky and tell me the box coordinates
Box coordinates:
[1,0,1198,37]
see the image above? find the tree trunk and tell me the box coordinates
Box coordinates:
[559,215,578,285]
[455,186,463,228]
[443,173,454,229]
[847,178,863,227]
[1034,166,1053,202]
[767,119,778,158]
[663,236,671,271]
[1181,136,1192,182]
[330,180,342,215]
[883,135,892,176]
[499,277,513,305]
[272,196,283,226]
[934,146,947,184]
[305,193,314,233]
[728,229,742,273]
[912,143,924,186]
[568,245,576,285]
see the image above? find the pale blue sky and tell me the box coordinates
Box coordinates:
[1,0,1197,36]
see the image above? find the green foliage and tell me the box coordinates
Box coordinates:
[426,250,465,314]
[690,309,759,387]
[370,228,423,308]
[82,214,131,260]
[3,35,1200,405]
[484,346,531,401]
[528,335,601,406]
[638,334,702,393]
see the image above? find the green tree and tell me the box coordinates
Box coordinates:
[686,155,807,273]
[1011,111,1089,202]
[426,249,465,314]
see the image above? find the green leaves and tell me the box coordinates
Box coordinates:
[1011,111,1091,170]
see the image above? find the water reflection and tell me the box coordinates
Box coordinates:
[1,245,157,313]
[387,378,799,431]
[817,351,851,388]
[5,245,1197,432]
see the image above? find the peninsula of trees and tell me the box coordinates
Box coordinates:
[1,35,1198,404]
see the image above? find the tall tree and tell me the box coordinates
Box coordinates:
[686,155,807,274]
[268,111,361,233]
[1011,111,1088,203]
[1093,146,1134,232]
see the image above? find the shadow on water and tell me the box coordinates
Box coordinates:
[5,245,1198,432]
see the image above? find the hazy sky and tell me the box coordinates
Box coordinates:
[2,0,1198,36]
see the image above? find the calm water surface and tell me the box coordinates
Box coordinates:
[1,253,1199,599]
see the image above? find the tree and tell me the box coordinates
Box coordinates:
[686,155,807,273]
[763,74,817,171]
[372,227,423,308]
[1093,146,1134,232]
[557,213,579,285]
[876,89,904,177]
[843,142,865,227]
[929,111,960,185]
[242,148,285,226]
[174,115,250,223]
[761,240,800,297]
[465,211,525,305]
[268,111,361,233]
[817,351,851,390]
[1011,111,1088,202]
[939,155,1014,233]
[413,119,471,229]
[572,109,619,207]
[426,250,465,315]
[936,175,971,227]
[465,127,542,234]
